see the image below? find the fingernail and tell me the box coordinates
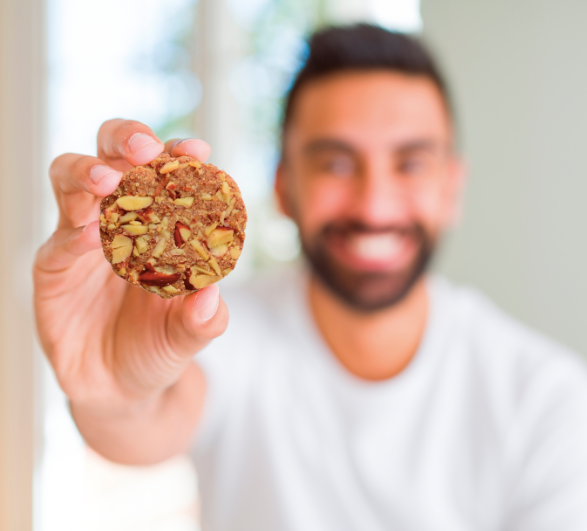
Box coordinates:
[198,291,220,321]
[129,133,162,155]
[174,139,211,161]
[89,165,122,184]
[175,139,194,147]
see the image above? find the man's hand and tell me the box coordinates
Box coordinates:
[34,119,228,464]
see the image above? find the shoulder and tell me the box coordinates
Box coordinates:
[435,276,587,410]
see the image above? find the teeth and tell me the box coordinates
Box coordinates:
[348,233,403,261]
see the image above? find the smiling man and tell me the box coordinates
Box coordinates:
[34,24,587,531]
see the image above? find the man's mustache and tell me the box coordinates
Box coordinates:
[320,221,426,239]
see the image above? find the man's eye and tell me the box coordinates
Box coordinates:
[399,157,427,175]
[322,157,354,175]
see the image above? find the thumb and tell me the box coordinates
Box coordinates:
[167,284,228,358]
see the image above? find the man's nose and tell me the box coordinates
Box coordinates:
[350,163,410,226]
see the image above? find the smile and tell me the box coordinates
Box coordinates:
[329,231,418,272]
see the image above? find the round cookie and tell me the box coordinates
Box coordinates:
[99,153,247,299]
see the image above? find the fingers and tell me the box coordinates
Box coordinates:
[164,138,211,162]
[167,284,228,357]
[50,153,123,198]
[35,221,101,273]
[97,119,165,168]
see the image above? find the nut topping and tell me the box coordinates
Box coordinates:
[111,235,133,264]
[174,222,191,247]
[163,285,181,294]
[189,238,209,261]
[208,256,222,276]
[160,160,179,173]
[152,229,170,258]
[191,264,215,276]
[122,224,149,235]
[138,209,160,223]
[138,270,181,287]
[135,236,149,254]
[173,197,195,207]
[188,274,223,289]
[209,243,228,258]
[207,228,234,248]
[204,222,218,236]
[116,196,154,211]
[119,212,138,224]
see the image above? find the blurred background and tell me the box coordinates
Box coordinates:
[1,0,587,529]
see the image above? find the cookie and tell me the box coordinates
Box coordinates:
[99,153,247,299]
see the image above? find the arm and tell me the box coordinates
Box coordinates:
[33,119,226,465]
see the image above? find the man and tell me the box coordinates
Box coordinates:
[34,25,587,530]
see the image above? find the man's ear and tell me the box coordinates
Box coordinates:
[274,160,293,219]
[446,156,467,228]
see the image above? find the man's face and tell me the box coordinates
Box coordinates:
[276,70,463,311]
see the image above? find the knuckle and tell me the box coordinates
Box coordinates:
[71,155,93,176]
[49,153,72,182]
[99,118,145,141]
[99,117,125,132]
[114,118,146,135]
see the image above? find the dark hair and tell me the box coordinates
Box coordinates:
[282,24,452,140]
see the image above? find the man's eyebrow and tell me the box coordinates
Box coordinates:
[395,139,446,154]
[303,139,356,156]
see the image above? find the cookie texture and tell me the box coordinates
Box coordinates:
[99,153,246,299]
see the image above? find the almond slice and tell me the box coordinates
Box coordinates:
[189,238,210,261]
[209,244,228,257]
[207,228,234,248]
[111,235,133,264]
[208,256,222,276]
[119,212,138,223]
[173,197,195,207]
[189,274,222,289]
[116,196,153,211]
[152,229,170,258]
[204,222,218,236]
[174,222,191,247]
[191,265,215,276]
[160,160,179,174]
[224,196,236,218]
[106,211,120,222]
[163,285,181,294]
[135,236,149,254]
[122,224,149,235]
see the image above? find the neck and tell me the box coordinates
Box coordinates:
[309,275,429,381]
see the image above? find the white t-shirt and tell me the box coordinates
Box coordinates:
[192,267,587,531]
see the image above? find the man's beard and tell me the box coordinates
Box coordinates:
[301,222,436,312]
